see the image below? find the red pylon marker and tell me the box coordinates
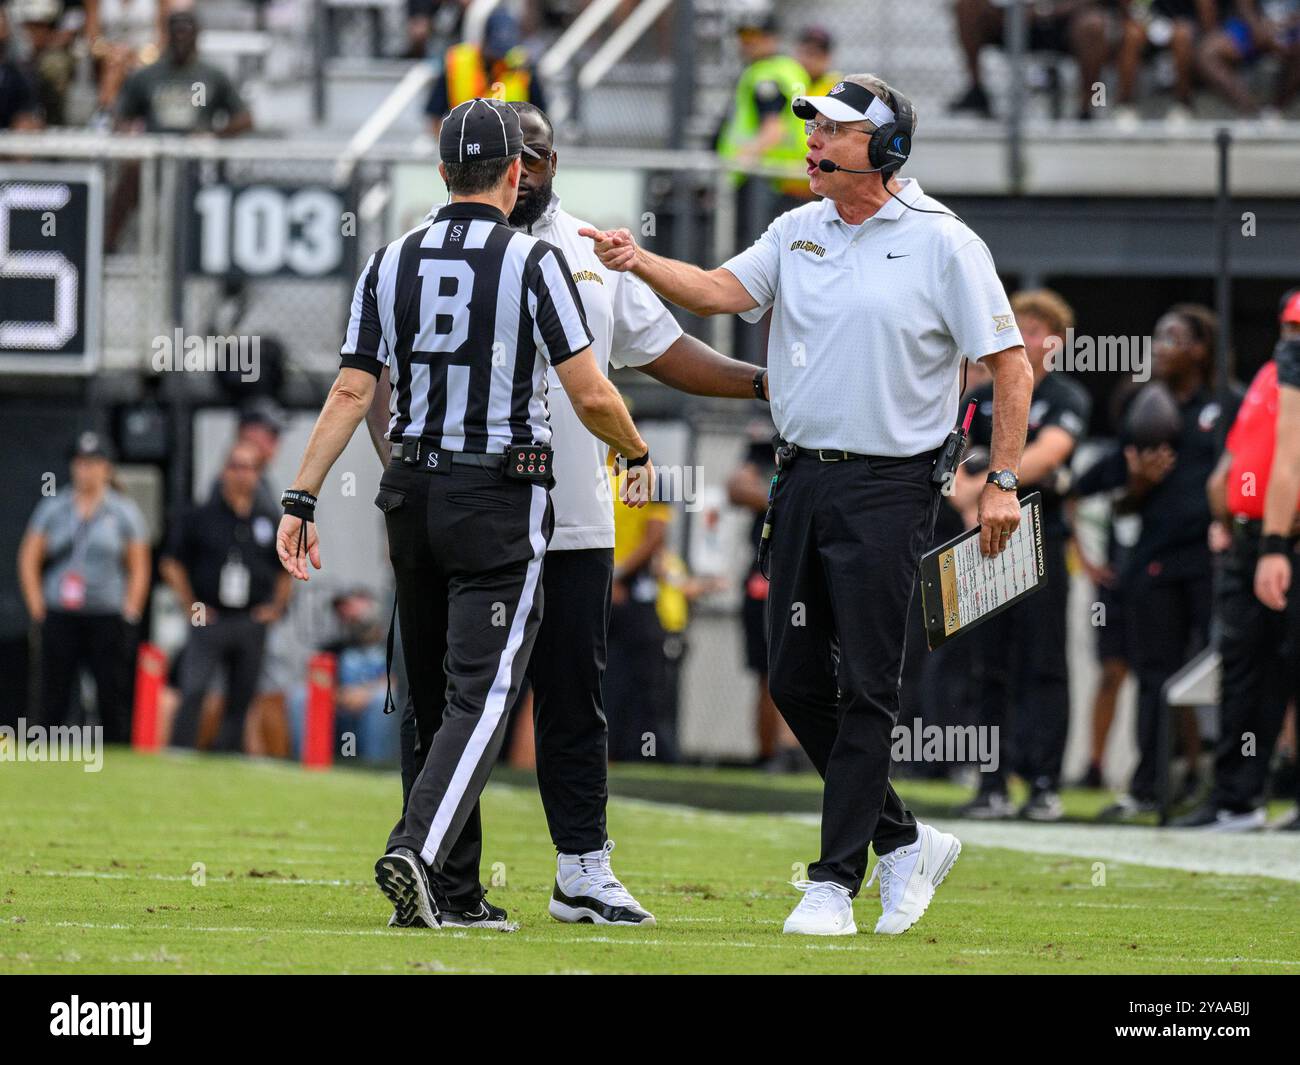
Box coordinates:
[303,652,337,770]
[131,643,167,752]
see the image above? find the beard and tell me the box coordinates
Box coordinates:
[509,176,553,230]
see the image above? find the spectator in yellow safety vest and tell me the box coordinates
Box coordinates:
[424,8,546,137]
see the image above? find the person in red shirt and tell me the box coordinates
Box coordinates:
[1177,289,1300,830]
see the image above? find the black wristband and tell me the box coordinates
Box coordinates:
[1259,533,1291,557]
[281,488,317,521]
[624,450,650,469]
[753,369,769,402]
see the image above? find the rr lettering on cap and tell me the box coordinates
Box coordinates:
[467,143,481,155]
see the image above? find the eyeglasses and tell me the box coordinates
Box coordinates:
[521,144,550,172]
[804,118,872,138]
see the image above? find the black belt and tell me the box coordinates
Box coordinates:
[778,441,943,465]
[389,440,504,470]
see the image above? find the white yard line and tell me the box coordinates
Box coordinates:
[30,870,361,887]
[922,818,1300,883]
[609,793,1300,883]
[24,922,1298,967]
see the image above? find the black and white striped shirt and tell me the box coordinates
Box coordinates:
[339,201,594,452]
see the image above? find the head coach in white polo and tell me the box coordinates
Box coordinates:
[587,74,1033,937]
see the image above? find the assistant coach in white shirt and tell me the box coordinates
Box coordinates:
[368,102,767,926]
[587,75,1033,937]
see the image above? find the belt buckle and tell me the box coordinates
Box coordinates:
[817,449,848,462]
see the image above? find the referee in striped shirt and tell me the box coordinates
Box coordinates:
[276,98,654,931]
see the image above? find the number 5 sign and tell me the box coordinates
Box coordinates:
[189,182,347,278]
[0,164,103,374]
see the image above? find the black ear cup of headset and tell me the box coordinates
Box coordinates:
[867,88,915,174]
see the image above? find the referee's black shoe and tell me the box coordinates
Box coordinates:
[439,896,517,932]
[386,896,514,930]
[375,847,441,929]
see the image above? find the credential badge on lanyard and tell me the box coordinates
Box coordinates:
[58,506,104,611]
[219,548,251,609]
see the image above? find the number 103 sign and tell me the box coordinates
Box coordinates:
[188,182,348,279]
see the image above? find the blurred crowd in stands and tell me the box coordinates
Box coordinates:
[0,1,262,132]
[5,2,1299,139]
[950,0,1300,123]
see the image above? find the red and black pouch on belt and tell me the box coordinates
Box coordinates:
[505,444,553,484]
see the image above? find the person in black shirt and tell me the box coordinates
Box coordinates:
[951,290,1090,820]
[1075,303,1241,819]
[160,441,290,751]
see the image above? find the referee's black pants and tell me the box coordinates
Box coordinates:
[1210,533,1300,811]
[765,449,938,895]
[379,460,552,880]
[399,547,615,893]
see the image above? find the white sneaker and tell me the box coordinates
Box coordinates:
[1205,807,1267,833]
[549,840,656,926]
[868,822,961,935]
[1113,104,1140,130]
[782,880,857,935]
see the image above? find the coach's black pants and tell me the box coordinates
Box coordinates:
[970,523,1071,793]
[766,450,939,895]
[381,460,551,879]
[400,547,614,901]
[1210,534,1300,811]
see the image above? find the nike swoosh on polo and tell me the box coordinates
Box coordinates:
[886,252,909,259]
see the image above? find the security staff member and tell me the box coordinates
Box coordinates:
[587,75,1033,936]
[366,102,780,926]
[715,12,810,200]
[277,98,654,931]
[1176,291,1300,831]
[161,441,290,751]
[955,289,1091,822]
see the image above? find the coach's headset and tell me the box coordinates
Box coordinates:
[867,85,915,176]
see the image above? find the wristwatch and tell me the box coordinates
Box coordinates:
[986,469,1020,492]
[753,369,769,402]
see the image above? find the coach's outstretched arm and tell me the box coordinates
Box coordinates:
[275,367,378,579]
[580,227,756,318]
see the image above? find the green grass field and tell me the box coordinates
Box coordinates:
[2,752,1296,974]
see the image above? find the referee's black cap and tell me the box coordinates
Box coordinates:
[438,98,540,164]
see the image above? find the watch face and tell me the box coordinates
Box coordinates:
[993,470,1017,491]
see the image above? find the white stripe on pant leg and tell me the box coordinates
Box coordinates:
[419,484,549,865]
